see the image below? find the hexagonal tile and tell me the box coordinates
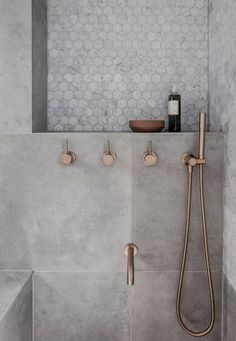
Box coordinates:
[48,0,208,131]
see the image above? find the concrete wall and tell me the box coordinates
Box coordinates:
[0,0,32,133]
[0,133,223,341]
[209,0,236,289]
[47,0,208,132]
[209,0,236,339]
[223,276,236,341]
[0,0,47,133]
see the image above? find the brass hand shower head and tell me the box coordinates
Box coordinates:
[176,112,215,337]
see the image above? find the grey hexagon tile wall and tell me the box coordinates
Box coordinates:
[47,0,208,132]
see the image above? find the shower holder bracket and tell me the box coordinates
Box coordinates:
[181,153,205,167]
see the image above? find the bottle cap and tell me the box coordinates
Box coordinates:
[172,84,177,93]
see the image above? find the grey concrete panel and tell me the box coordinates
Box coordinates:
[132,271,222,341]
[223,275,236,341]
[0,133,132,271]
[34,272,130,341]
[131,133,223,271]
[0,0,32,132]
[0,133,222,272]
[209,0,236,294]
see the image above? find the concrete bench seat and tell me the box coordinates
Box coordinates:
[0,272,32,341]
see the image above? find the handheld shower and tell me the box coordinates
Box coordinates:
[176,112,215,337]
[199,111,206,160]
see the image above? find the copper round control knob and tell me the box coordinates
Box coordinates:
[181,153,197,166]
[102,152,117,166]
[143,152,158,167]
[61,151,76,166]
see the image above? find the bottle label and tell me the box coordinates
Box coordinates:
[168,100,179,116]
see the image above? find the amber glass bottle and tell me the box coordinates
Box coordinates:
[168,85,181,132]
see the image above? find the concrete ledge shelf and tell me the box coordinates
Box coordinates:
[0,131,224,137]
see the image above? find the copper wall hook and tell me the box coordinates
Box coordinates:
[102,140,117,166]
[143,140,158,166]
[60,140,76,166]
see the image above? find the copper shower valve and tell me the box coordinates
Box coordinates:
[60,140,76,166]
[102,140,117,166]
[143,140,158,166]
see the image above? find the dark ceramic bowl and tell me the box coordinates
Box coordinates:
[129,120,165,132]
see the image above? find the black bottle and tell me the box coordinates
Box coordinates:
[168,85,181,132]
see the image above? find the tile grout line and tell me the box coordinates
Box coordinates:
[221,273,224,341]
[130,287,133,341]
[32,272,35,341]
[0,269,222,273]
